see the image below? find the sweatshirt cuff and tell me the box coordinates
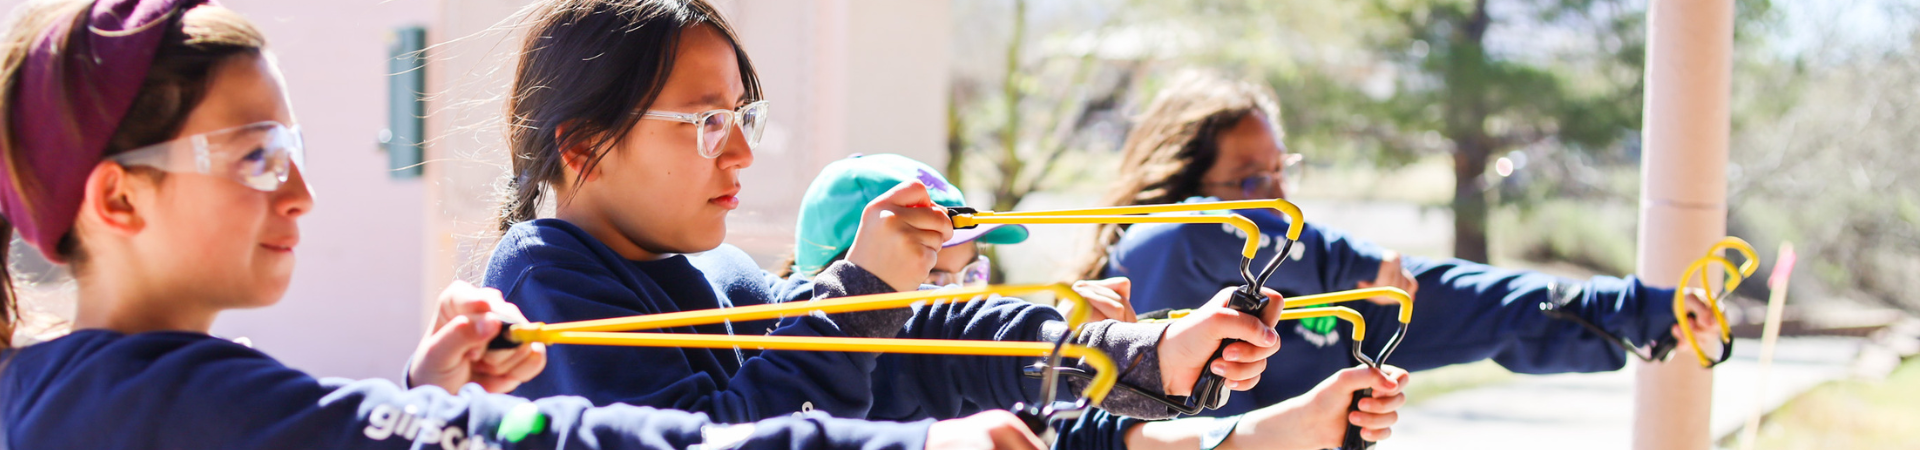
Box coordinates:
[1567,275,1680,348]
[1044,319,1177,420]
[812,260,914,339]
[1619,276,1680,346]
[810,416,935,450]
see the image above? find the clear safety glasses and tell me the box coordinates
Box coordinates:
[641,100,770,158]
[108,121,306,192]
[927,255,992,287]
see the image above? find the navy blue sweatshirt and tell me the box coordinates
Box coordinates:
[485,220,1175,436]
[1105,199,1679,416]
[486,219,878,422]
[0,329,928,449]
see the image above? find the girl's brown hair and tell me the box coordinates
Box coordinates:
[1072,70,1281,280]
[0,0,265,347]
[496,0,760,231]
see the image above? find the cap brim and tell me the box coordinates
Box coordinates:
[945,223,1029,247]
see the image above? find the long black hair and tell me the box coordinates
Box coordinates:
[496,0,761,231]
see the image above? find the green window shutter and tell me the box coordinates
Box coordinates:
[384,26,426,178]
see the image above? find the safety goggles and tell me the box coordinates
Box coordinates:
[108,121,306,192]
[641,100,770,158]
[927,255,992,287]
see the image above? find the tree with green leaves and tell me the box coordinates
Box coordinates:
[1359,0,1649,263]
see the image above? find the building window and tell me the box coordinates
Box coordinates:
[384,26,427,179]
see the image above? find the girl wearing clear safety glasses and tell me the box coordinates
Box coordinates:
[480,2,1327,449]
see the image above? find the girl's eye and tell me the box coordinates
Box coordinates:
[702,114,729,132]
[237,147,274,176]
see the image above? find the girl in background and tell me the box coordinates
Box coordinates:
[1078,70,1718,418]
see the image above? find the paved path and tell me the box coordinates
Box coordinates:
[1382,337,1861,449]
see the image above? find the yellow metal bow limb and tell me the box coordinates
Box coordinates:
[1281,307,1368,341]
[956,214,1263,258]
[1674,237,1758,367]
[1281,288,1415,370]
[1707,236,1761,280]
[1153,287,1413,369]
[1146,287,1415,332]
[500,283,1118,404]
[509,284,1085,333]
[951,198,1306,241]
[1147,287,1416,337]
[1282,287,1415,324]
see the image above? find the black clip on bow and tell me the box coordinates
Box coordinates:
[1012,264,1092,446]
[487,322,521,350]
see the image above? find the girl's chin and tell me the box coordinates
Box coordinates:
[684,226,728,253]
[256,280,293,305]
[236,296,285,310]
[252,268,294,299]
[220,283,289,311]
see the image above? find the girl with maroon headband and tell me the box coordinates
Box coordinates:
[0,0,1039,448]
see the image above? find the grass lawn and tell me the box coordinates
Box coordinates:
[1399,360,1514,407]
[1725,356,1920,449]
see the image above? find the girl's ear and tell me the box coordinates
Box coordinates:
[554,124,599,183]
[79,162,146,236]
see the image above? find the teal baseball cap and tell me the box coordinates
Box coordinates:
[792,154,1028,276]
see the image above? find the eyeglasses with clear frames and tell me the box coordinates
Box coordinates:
[1201,152,1304,198]
[107,121,306,193]
[927,255,992,287]
[641,100,770,158]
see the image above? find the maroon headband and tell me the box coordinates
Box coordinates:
[2,0,206,261]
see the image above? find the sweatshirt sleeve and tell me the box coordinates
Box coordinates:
[810,261,915,338]
[1375,257,1675,374]
[5,335,928,450]
[500,264,885,423]
[1105,223,1240,314]
[1305,223,1388,291]
[1044,320,1180,420]
[1578,275,1681,351]
[1050,408,1143,450]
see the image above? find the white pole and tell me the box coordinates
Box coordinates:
[1738,243,1795,450]
[1634,1,1735,449]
